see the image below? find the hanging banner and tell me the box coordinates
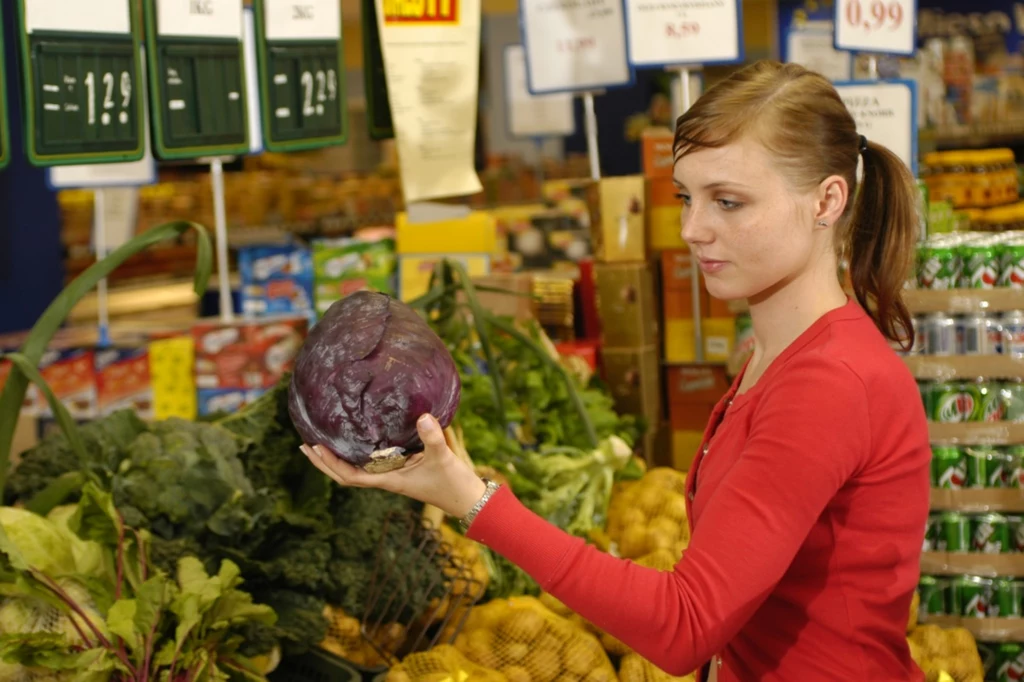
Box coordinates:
[519,0,632,94]
[504,45,575,138]
[624,0,743,68]
[375,0,483,203]
[835,79,918,175]
[834,0,917,56]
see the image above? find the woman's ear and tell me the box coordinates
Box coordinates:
[813,175,849,230]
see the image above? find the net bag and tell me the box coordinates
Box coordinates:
[454,596,617,682]
[907,625,984,682]
[607,469,690,560]
[320,604,407,668]
[386,644,507,682]
[618,653,697,682]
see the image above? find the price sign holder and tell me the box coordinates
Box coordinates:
[624,0,744,70]
[143,0,250,160]
[252,0,347,152]
[834,0,917,57]
[361,0,393,140]
[0,3,10,171]
[15,0,145,167]
[834,78,918,176]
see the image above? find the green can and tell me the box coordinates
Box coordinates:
[1008,515,1024,552]
[923,514,942,552]
[966,446,1004,489]
[932,446,967,489]
[1004,381,1024,422]
[918,576,947,616]
[918,243,961,290]
[940,511,970,552]
[993,578,1023,618]
[952,575,993,617]
[979,642,997,680]
[1003,449,1024,489]
[931,381,974,423]
[972,513,1011,553]
[999,241,1024,289]
[997,642,1024,681]
[960,243,1002,289]
[977,380,1007,422]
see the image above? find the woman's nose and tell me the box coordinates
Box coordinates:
[680,205,713,246]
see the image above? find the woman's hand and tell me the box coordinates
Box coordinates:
[300,413,489,519]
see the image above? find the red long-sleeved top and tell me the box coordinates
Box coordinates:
[467,300,931,681]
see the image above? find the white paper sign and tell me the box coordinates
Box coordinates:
[263,0,340,41]
[625,0,741,67]
[504,46,575,138]
[92,187,140,252]
[786,23,852,82]
[834,0,916,56]
[25,0,131,35]
[520,0,631,94]
[835,80,917,175]
[156,0,243,39]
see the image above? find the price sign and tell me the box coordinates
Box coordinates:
[253,0,346,152]
[15,0,145,167]
[143,0,249,159]
[361,0,393,140]
[0,4,9,170]
[834,80,917,175]
[504,45,574,138]
[519,0,632,94]
[834,0,916,56]
[624,0,743,68]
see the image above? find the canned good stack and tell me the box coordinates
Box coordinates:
[919,381,1024,423]
[919,574,1024,620]
[921,150,1020,211]
[925,511,1024,554]
[978,641,1024,681]
[932,445,1024,489]
[917,232,1024,290]
[909,311,1024,356]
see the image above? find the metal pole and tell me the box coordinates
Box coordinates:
[210,158,233,322]
[583,93,600,181]
[94,188,110,347]
[674,67,705,363]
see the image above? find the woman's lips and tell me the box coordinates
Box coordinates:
[698,258,728,274]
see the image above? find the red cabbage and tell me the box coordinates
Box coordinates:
[288,291,461,472]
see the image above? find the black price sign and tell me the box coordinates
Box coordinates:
[15,0,144,167]
[143,0,250,159]
[0,3,9,170]
[362,0,393,141]
[254,0,347,152]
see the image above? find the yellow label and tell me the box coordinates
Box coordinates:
[395,211,497,255]
[149,337,196,421]
[398,254,491,302]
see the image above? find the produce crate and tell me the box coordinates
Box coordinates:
[269,649,361,682]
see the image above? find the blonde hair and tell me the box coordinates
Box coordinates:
[674,60,918,348]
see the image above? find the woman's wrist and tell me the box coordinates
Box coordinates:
[444,459,489,518]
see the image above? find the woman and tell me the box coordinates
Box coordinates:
[301,60,931,681]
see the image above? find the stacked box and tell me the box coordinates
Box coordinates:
[396,212,496,302]
[238,243,316,327]
[642,128,686,251]
[96,346,154,419]
[149,336,197,421]
[313,230,397,314]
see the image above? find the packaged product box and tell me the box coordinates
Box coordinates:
[594,262,659,347]
[576,258,602,341]
[672,430,704,471]
[398,254,491,302]
[95,346,153,419]
[666,365,729,432]
[250,316,307,385]
[192,316,307,391]
[238,243,315,324]
[149,335,197,421]
[599,345,662,423]
[554,339,601,372]
[395,211,497,255]
[647,177,685,251]
[36,347,98,420]
[502,209,593,270]
[641,127,674,179]
[587,176,646,262]
[660,250,736,362]
[197,388,251,418]
[470,272,535,321]
[312,232,397,316]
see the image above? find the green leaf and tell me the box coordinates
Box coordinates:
[106,599,141,652]
[0,220,213,489]
[177,556,221,610]
[69,483,123,547]
[173,594,202,650]
[25,471,88,516]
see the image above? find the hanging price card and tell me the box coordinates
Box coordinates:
[253,0,346,152]
[15,0,145,166]
[143,0,250,159]
[624,0,743,68]
[835,80,917,175]
[504,46,574,138]
[834,0,916,57]
[520,0,632,94]
[361,0,393,140]
[0,3,9,170]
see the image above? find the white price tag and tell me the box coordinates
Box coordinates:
[262,0,340,41]
[625,0,742,68]
[24,0,130,35]
[835,80,917,175]
[786,22,852,82]
[504,46,575,138]
[93,187,140,252]
[155,0,243,39]
[833,0,916,57]
[520,0,632,94]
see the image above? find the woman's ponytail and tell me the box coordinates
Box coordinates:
[846,141,919,350]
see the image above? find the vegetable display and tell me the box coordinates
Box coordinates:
[289,291,462,473]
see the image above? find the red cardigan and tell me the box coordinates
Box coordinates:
[467,300,931,681]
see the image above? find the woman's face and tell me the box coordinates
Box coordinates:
[673,135,821,302]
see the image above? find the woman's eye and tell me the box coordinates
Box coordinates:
[675,193,692,206]
[718,199,741,210]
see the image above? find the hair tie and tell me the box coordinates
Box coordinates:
[858,135,869,154]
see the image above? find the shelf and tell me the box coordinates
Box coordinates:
[920,615,1024,642]
[923,122,1024,150]
[905,355,1024,381]
[905,289,1024,315]
[921,552,1024,578]
[931,488,1024,513]
[929,422,1024,445]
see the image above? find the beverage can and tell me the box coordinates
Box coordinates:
[918,575,947,617]
[1003,311,1024,358]
[924,314,958,356]
[952,575,993,617]
[977,380,1007,422]
[908,316,927,355]
[967,446,1005,488]
[931,446,967,489]
[958,314,1004,355]
[1003,448,1023,489]
[1008,514,1024,551]
[972,513,1010,553]
[919,244,961,290]
[960,242,1001,288]
[940,511,970,552]
[923,514,942,552]
[1000,242,1024,288]
[1003,381,1024,422]
[997,642,1024,682]
[993,578,1023,618]
[931,381,974,423]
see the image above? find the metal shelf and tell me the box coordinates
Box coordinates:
[904,355,1024,381]
[905,289,1024,315]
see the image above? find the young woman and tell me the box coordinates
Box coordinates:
[301,60,932,681]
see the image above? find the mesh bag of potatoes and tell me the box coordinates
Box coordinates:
[907,624,984,682]
[607,469,690,560]
[453,595,618,682]
[618,653,696,682]
[320,604,407,668]
[385,644,507,682]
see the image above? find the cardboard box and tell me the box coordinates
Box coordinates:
[672,430,704,471]
[396,211,497,255]
[648,177,685,251]
[238,243,315,323]
[661,251,737,363]
[595,262,659,347]
[398,254,491,302]
[587,176,646,262]
[191,316,306,390]
[600,345,662,422]
[667,365,730,404]
[36,347,97,420]
[313,233,397,315]
[471,273,535,321]
[95,346,153,418]
[641,128,675,179]
[149,336,197,421]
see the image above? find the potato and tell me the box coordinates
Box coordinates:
[385,670,412,682]
[563,639,603,676]
[618,525,650,559]
[503,641,530,664]
[582,668,616,682]
[648,517,681,540]
[524,646,562,682]
[661,493,689,523]
[501,665,533,682]
[618,654,645,682]
[465,629,501,669]
[498,608,547,643]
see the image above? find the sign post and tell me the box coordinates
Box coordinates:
[253,0,347,152]
[143,0,250,160]
[15,0,145,166]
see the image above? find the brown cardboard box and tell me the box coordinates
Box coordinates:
[672,430,704,471]
[587,176,646,262]
[642,421,674,468]
[595,262,659,347]
[661,250,737,363]
[648,177,685,251]
[470,273,535,321]
[641,128,675,179]
[600,345,662,422]
[667,365,730,404]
